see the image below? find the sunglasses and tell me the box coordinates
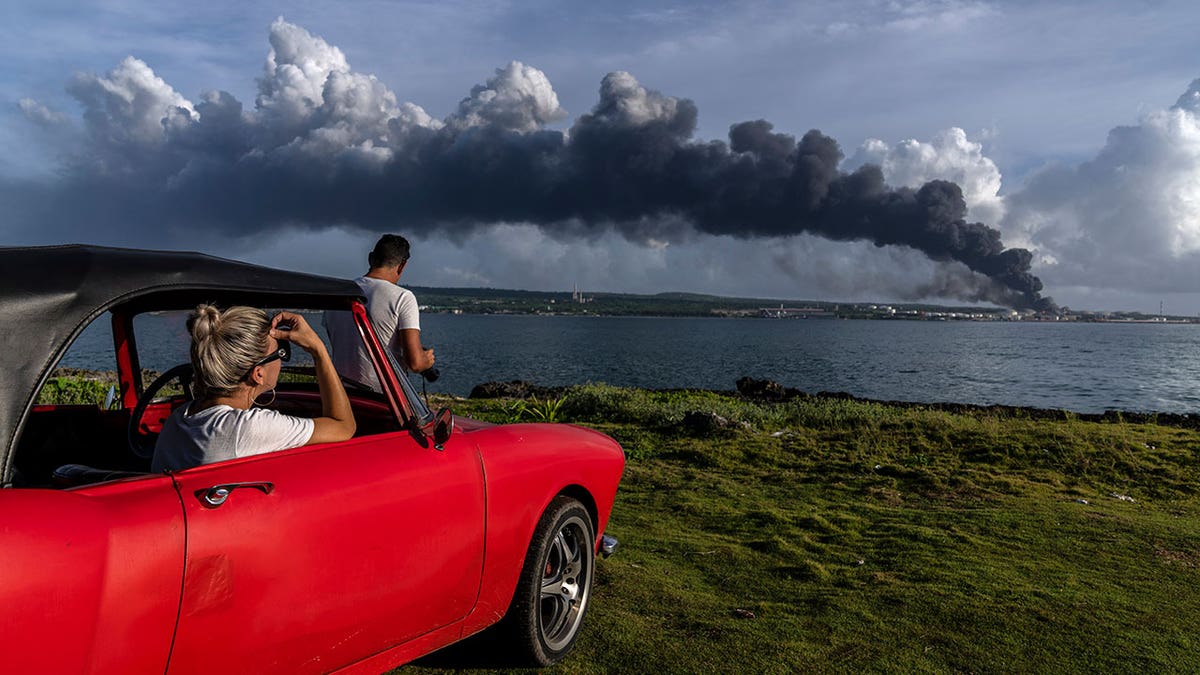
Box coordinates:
[244,340,290,379]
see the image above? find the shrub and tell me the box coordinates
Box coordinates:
[37,377,112,406]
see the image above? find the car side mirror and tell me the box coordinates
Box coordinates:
[432,407,454,450]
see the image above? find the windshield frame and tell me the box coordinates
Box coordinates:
[348,301,432,427]
[384,348,432,423]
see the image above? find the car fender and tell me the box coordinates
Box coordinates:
[0,477,184,674]
[459,422,624,636]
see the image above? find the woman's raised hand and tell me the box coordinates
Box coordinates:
[270,311,325,355]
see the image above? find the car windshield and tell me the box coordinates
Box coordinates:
[127,307,430,422]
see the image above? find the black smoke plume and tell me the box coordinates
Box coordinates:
[10,22,1055,311]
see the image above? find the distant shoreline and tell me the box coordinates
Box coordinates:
[423,308,1200,324]
[409,285,1200,323]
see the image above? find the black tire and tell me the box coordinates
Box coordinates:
[508,495,596,666]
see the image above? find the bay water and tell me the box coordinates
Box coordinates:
[59,313,1200,414]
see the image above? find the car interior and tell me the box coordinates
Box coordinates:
[12,307,418,489]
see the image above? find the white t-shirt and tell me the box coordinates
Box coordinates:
[151,403,315,472]
[324,276,421,392]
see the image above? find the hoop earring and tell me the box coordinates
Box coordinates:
[253,388,277,407]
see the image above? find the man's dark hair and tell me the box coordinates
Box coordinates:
[368,234,411,269]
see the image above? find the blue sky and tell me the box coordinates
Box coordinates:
[4,1,1200,312]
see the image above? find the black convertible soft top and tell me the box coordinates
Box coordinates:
[0,244,363,485]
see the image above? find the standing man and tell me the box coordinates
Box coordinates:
[325,235,435,392]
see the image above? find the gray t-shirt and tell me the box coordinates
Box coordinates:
[151,403,315,472]
[324,276,421,392]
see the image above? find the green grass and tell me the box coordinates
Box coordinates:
[401,384,1200,673]
[35,376,113,406]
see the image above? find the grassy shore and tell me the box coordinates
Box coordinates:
[403,385,1200,674]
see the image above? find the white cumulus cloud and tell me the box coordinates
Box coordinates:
[256,18,350,131]
[845,127,1005,226]
[593,70,683,127]
[1003,80,1200,298]
[64,55,196,171]
[447,61,567,133]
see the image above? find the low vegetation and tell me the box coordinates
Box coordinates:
[36,376,113,406]
[406,384,1200,673]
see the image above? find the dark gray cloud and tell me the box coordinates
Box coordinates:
[10,19,1054,310]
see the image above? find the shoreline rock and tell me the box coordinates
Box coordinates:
[467,380,566,400]
[731,376,1200,430]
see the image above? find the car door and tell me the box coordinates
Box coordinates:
[165,428,484,675]
[0,476,185,675]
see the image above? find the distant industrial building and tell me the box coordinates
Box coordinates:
[760,304,835,319]
[571,284,593,304]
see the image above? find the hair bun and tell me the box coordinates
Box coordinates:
[189,303,223,343]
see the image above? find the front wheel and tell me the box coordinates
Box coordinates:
[508,496,596,666]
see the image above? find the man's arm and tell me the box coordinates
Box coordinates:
[399,328,435,373]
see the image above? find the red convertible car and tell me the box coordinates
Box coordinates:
[0,245,624,674]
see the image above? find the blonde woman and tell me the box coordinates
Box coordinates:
[151,305,356,472]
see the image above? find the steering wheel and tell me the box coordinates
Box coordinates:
[128,363,194,459]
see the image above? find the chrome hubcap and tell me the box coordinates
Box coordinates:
[538,515,592,650]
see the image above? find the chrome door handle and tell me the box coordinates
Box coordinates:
[196,481,275,508]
